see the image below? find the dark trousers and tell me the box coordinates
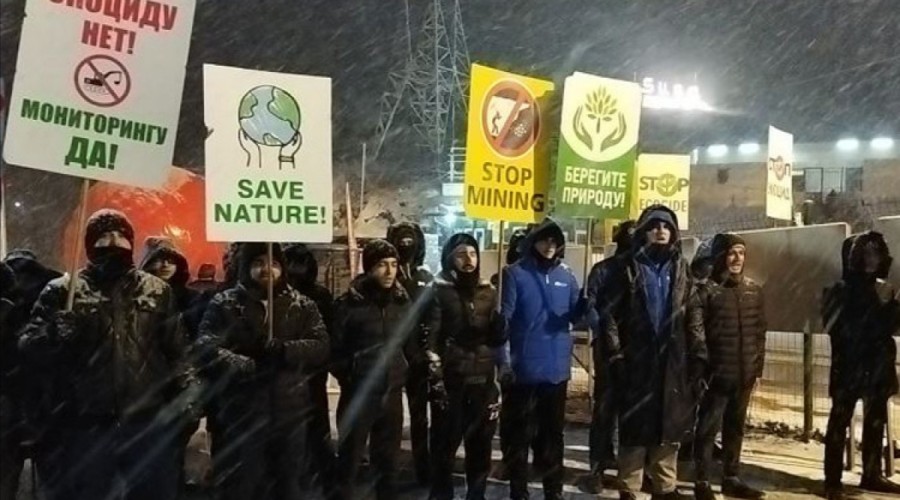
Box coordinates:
[824,393,889,487]
[44,419,180,500]
[406,360,431,480]
[305,371,337,492]
[0,408,24,500]
[694,385,753,482]
[589,341,616,472]
[502,382,568,498]
[430,379,499,500]
[338,386,404,500]
[213,414,305,500]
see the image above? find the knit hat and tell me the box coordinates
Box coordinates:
[506,228,528,265]
[363,239,399,273]
[197,263,216,281]
[711,233,746,260]
[84,209,135,250]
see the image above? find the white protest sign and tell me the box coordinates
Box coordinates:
[766,126,794,221]
[3,0,195,188]
[204,64,333,243]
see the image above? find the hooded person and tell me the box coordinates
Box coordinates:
[822,232,900,499]
[491,228,529,288]
[332,239,413,500]
[0,250,62,499]
[595,205,707,500]
[282,243,337,493]
[188,263,219,293]
[385,221,436,484]
[497,217,583,500]
[582,219,636,489]
[139,236,196,311]
[195,242,329,500]
[17,209,199,500]
[427,233,505,500]
[693,233,767,500]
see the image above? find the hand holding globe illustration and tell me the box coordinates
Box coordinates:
[237,85,302,169]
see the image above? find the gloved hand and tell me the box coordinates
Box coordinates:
[498,364,516,389]
[429,379,449,410]
[264,338,286,364]
[52,311,78,342]
[426,350,443,382]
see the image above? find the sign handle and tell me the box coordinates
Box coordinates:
[495,221,506,295]
[345,182,358,277]
[582,218,593,295]
[267,242,274,341]
[65,179,90,311]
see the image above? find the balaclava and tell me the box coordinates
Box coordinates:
[84,209,136,283]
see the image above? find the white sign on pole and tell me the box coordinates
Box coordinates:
[2,0,195,188]
[766,126,794,221]
[204,64,333,243]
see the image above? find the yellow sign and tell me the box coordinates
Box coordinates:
[464,64,554,223]
[636,154,691,230]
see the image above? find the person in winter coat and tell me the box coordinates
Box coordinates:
[188,263,219,293]
[386,221,435,484]
[0,261,19,499]
[17,209,199,500]
[596,205,707,500]
[693,234,767,500]
[491,227,529,288]
[498,217,583,500]
[139,236,202,335]
[282,243,337,494]
[427,233,505,500]
[333,239,413,500]
[583,219,636,491]
[0,250,62,499]
[195,242,329,500]
[822,232,900,499]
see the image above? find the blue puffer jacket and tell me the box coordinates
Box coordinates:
[499,218,582,385]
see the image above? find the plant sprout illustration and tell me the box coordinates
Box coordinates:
[237,85,303,169]
[572,86,628,153]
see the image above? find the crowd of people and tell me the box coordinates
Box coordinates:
[0,203,897,500]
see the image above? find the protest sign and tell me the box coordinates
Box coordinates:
[3,0,195,188]
[204,64,333,243]
[464,64,554,223]
[554,72,642,219]
[637,153,690,229]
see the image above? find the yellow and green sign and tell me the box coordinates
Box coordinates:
[553,72,642,219]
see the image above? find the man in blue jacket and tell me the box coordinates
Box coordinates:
[499,218,583,500]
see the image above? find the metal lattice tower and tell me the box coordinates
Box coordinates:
[371,0,470,175]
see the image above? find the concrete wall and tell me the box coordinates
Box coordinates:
[736,223,850,333]
[862,160,900,203]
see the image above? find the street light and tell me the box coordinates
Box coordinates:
[836,138,859,151]
[738,142,760,154]
[871,137,894,150]
[707,144,729,157]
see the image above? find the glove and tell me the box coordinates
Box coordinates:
[429,380,449,410]
[498,364,516,389]
[426,350,443,382]
[52,311,78,342]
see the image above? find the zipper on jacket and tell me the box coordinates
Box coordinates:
[735,286,744,384]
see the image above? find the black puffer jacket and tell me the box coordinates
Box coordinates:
[332,276,412,393]
[195,243,329,423]
[700,234,767,392]
[19,268,193,421]
[430,234,504,385]
[387,222,435,364]
[597,205,708,447]
[823,232,899,400]
[138,237,203,339]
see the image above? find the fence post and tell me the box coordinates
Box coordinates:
[803,322,813,442]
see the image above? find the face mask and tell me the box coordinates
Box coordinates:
[89,246,134,280]
[397,244,416,263]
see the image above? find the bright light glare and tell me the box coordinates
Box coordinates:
[707,144,729,157]
[444,212,457,225]
[836,138,859,151]
[14,202,22,208]
[871,137,894,150]
[738,143,760,154]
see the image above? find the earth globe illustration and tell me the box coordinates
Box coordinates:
[238,85,301,146]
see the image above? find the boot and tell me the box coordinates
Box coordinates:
[583,470,604,494]
[695,481,718,500]
[859,475,900,495]
[620,492,638,500]
[722,476,765,499]
[823,484,844,500]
